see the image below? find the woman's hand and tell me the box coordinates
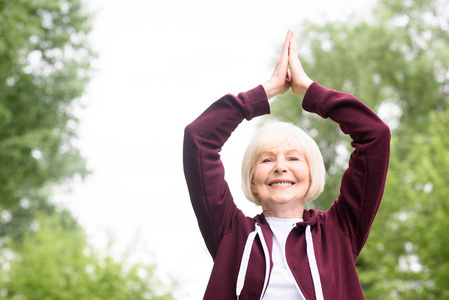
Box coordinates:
[262,30,293,100]
[288,32,313,95]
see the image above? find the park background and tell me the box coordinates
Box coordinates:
[1,0,448,299]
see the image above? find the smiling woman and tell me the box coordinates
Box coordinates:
[183,30,391,299]
[250,140,312,218]
[242,122,325,208]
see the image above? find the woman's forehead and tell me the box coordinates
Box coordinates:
[259,141,303,155]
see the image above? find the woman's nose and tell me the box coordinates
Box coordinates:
[274,159,288,173]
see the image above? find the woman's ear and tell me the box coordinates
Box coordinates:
[250,174,258,195]
[251,182,256,194]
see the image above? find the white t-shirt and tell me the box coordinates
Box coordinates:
[263,217,305,300]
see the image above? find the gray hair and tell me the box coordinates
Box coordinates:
[241,122,325,205]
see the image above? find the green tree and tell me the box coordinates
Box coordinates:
[360,110,449,299]
[0,2,178,298]
[0,0,94,239]
[0,211,176,299]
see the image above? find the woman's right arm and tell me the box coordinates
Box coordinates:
[183,87,269,258]
[183,30,293,258]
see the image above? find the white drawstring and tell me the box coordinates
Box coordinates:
[255,224,271,299]
[236,229,257,298]
[236,224,324,300]
[236,224,271,300]
[305,225,324,300]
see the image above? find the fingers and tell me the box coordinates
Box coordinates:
[274,30,293,79]
[263,30,298,98]
[288,31,301,76]
[276,30,292,73]
[286,31,313,95]
[281,30,292,59]
[289,31,298,58]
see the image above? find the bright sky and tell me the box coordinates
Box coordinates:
[56,0,377,298]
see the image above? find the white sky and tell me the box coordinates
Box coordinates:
[56,0,377,298]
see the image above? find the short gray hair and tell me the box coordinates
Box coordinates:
[241,122,325,205]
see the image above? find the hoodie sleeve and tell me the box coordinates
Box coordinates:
[303,82,391,255]
[183,85,269,259]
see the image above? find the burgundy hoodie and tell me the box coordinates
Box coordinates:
[183,82,390,299]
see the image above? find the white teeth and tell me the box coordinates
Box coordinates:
[270,182,293,187]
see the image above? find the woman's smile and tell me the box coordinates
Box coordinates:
[269,180,295,187]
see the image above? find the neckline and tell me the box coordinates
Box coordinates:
[265,216,303,226]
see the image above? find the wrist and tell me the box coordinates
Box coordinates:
[262,80,278,100]
[301,78,314,94]
[293,78,314,95]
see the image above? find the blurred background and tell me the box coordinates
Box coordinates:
[1,0,448,299]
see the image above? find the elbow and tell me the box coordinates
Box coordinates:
[367,120,391,155]
[184,123,194,142]
[379,121,391,142]
[376,121,391,157]
[184,121,200,145]
[183,122,201,163]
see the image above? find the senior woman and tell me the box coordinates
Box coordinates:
[183,30,390,300]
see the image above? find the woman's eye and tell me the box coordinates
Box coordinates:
[288,157,299,161]
[262,158,273,163]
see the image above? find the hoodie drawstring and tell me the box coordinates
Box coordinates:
[236,224,324,300]
[236,224,270,300]
[256,224,271,299]
[236,229,257,298]
[305,225,324,300]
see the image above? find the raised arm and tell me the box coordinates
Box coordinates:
[183,31,293,258]
[288,33,391,254]
[306,83,390,253]
[183,87,268,258]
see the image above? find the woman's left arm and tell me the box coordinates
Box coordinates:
[303,83,391,254]
[289,33,391,254]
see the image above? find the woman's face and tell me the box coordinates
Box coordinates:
[251,140,310,213]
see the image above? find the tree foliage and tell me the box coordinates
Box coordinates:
[268,0,449,297]
[0,211,176,300]
[1,1,177,298]
[0,0,94,239]
[360,110,449,299]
